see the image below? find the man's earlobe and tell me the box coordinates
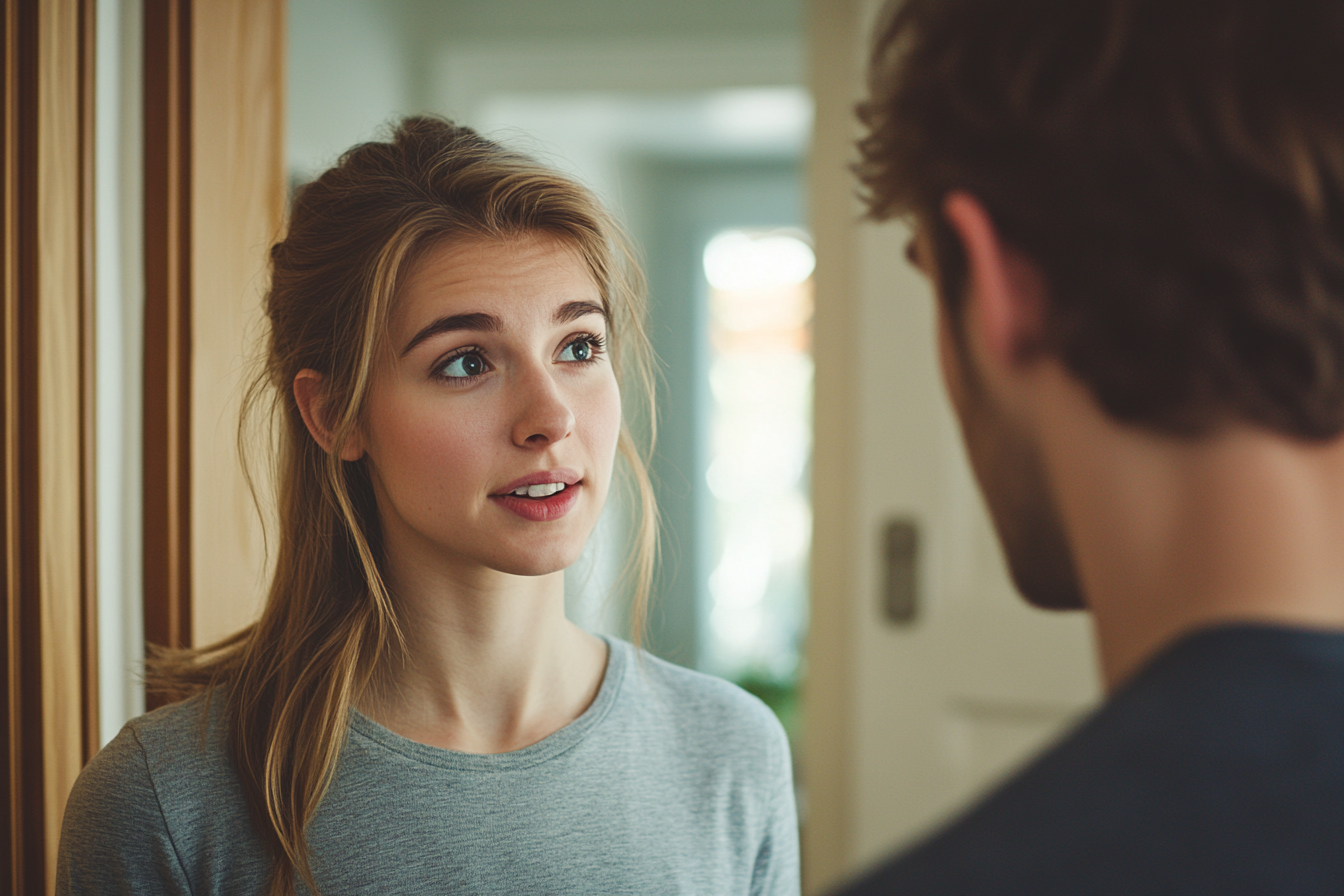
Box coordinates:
[942,191,1048,368]
[293,369,365,461]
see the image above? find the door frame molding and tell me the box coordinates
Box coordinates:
[141,0,284,669]
[804,0,864,891]
[2,0,99,890]
[141,0,192,658]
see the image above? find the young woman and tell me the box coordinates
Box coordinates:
[57,117,797,896]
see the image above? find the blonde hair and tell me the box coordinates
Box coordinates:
[146,117,658,895]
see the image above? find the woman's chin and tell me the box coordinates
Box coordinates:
[481,543,587,579]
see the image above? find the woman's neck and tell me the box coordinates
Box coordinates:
[357,563,608,754]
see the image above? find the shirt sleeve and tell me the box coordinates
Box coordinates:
[750,721,801,896]
[56,725,194,896]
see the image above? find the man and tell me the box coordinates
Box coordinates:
[841,1,1344,894]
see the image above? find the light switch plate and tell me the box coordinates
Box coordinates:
[882,517,919,625]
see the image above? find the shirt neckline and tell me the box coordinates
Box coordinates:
[347,634,627,772]
[1124,620,1344,694]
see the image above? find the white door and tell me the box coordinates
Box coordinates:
[849,220,1102,860]
[803,2,1102,892]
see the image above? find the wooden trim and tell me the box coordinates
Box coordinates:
[186,0,284,648]
[2,0,98,890]
[804,0,864,891]
[142,0,192,659]
[76,0,98,771]
[1,3,23,887]
[142,0,284,667]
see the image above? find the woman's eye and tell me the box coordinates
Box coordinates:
[559,338,598,363]
[440,352,487,378]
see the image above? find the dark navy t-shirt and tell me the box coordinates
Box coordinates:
[840,624,1344,896]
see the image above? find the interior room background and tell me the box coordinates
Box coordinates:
[5,2,1101,893]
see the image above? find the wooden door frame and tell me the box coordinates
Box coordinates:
[141,0,284,667]
[804,0,865,891]
[0,0,282,887]
[2,0,99,891]
[142,0,192,658]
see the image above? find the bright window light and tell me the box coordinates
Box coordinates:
[703,230,816,293]
[702,228,814,683]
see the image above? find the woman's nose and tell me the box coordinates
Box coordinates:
[511,365,576,448]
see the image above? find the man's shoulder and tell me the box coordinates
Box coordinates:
[841,624,1344,896]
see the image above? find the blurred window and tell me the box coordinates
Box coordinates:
[703,230,814,728]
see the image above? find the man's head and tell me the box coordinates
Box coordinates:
[858,0,1344,609]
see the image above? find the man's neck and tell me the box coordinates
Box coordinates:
[1039,376,1344,692]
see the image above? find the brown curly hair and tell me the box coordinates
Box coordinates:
[856,0,1344,438]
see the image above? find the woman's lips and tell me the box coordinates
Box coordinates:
[494,468,581,494]
[490,482,581,522]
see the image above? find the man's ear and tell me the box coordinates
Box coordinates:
[942,191,1048,369]
[293,369,365,461]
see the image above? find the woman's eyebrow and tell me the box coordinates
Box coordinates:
[401,312,501,356]
[554,300,607,324]
[400,302,605,356]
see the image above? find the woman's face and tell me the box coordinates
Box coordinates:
[357,233,622,582]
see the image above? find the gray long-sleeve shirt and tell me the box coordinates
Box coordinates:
[57,636,799,895]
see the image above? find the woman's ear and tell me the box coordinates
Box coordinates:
[293,369,366,461]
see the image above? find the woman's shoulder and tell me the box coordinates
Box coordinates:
[602,638,797,856]
[114,692,229,774]
[58,692,262,893]
[608,638,790,756]
[69,692,239,815]
[77,693,211,777]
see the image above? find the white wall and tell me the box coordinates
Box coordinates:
[96,0,146,747]
[287,0,805,182]
[287,0,411,180]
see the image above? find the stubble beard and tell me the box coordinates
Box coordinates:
[943,319,1087,611]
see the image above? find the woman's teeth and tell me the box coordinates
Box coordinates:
[510,482,567,498]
